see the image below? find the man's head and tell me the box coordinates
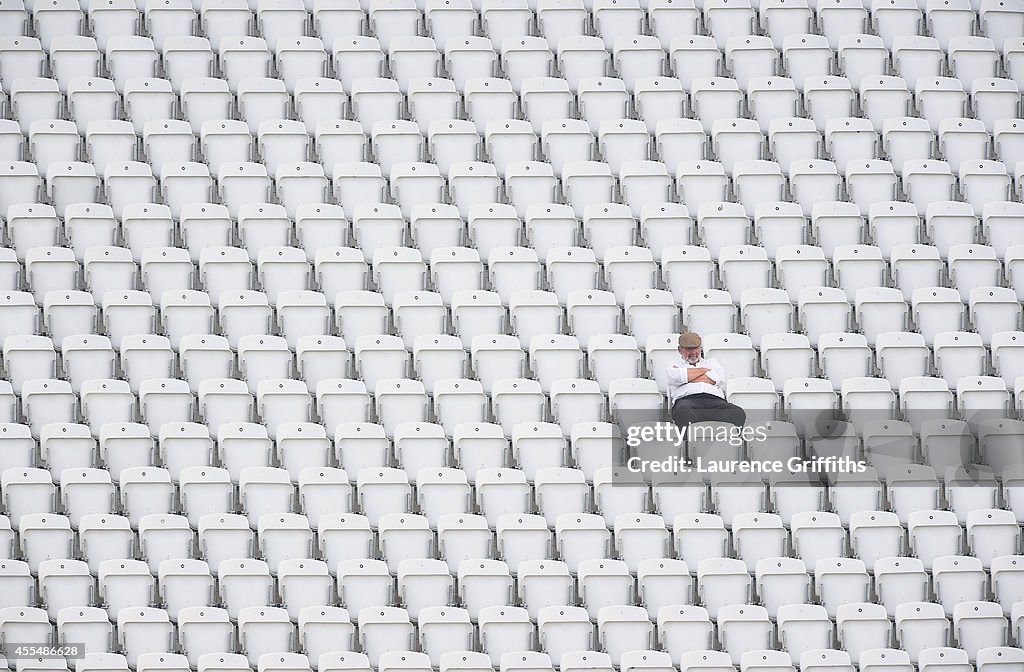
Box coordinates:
[677,331,702,364]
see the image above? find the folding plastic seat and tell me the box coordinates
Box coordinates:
[956,168,1007,232]
[318,383,375,441]
[928,554,990,624]
[806,558,871,623]
[420,513,486,576]
[708,605,773,666]
[790,200,847,261]
[393,81,454,140]
[650,609,721,672]
[946,35,999,95]
[292,612,355,672]
[798,79,857,138]
[320,200,378,260]
[880,243,942,305]
[823,119,879,179]
[723,41,781,102]
[84,0,139,51]
[309,0,363,49]
[909,510,962,577]
[211,558,274,624]
[577,610,647,672]
[530,606,599,668]
[386,163,445,223]
[252,248,309,308]
[270,39,328,98]
[707,121,764,181]
[772,37,829,98]
[274,292,330,353]
[181,471,238,539]
[551,39,607,98]
[781,163,842,224]
[365,0,423,51]
[432,45,487,108]
[197,248,251,310]
[845,510,904,575]
[0,607,51,669]
[28,121,84,190]
[236,78,290,134]
[467,608,533,669]
[480,132,540,203]
[171,80,226,139]
[259,525,319,597]
[977,647,1024,672]
[329,288,385,344]
[452,422,507,479]
[60,464,114,527]
[326,38,383,98]
[139,0,195,52]
[155,560,215,625]
[257,122,313,182]
[194,124,253,187]
[17,514,75,578]
[234,606,296,669]
[19,380,82,446]
[907,80,968,143]
[154,38,214,98]
[201,387,259,462]
[834,35,889,93]
[687,557,754,626]
[120,75,178,135]
[116,466,174,533]
[928,247,990,312]
[934,121,990,182]
[96,558,155,622]
[946,464,999,525]
[0,38,45,101]
[686,78,744,134]
[329,553,389,618]
[385,39,441,99]
[56,607,115,658]
[215,35,270,98]
[372,516,432,581]
[517,561,575,623]
[136,514,195,576]
[9,79,62,143]
[897,602,950,667]
[908,292,965,361]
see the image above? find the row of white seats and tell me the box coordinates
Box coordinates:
[22,648,1020,672]
[13,110,1024,187]
[4,0,1023,65]
[4,235,1023,310]
[0,495,1020,602]
[5,647,1024,672]
[4,447,1023,539]
[4,549,1024,653]
[3,580,1024,671]
[1,195,1021,269]
[7,152,1024,239]
[3,291,1023,385]
[7,24,1024,99]
[2,543,1024,658]
[4,67,1022,147]
[1,250,1019,341]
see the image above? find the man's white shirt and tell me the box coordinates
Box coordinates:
[666,356,726,404]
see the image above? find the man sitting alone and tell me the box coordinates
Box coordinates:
[667,331,747,430]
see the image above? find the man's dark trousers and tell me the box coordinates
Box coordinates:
[671,392,747,430]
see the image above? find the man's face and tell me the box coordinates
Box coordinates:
[679,346,701,364]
